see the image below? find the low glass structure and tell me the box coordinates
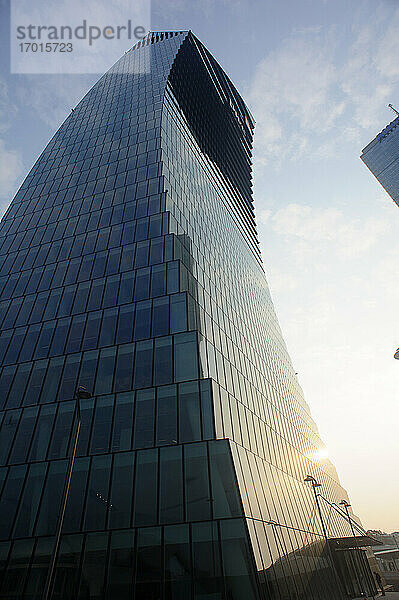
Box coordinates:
[0,31,375,599]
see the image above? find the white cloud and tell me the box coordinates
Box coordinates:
[16,75,95,129]
[0,140,23,212]
[248,5,399,165]
[0,79,24,211]
[271,203,390,258]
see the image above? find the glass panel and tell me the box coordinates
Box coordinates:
[159,445,183,524]
[62,457,90,533]
[200,380,215,440]
[78,532,108,599]
[105,530,135,599]
[156,385,177,446]
[153,336,173,386]
[35,459,68,536]
[53,534,83,599]
[58,354,81,401]
[95,347,116,395]
[48,401,75,459]
[90,395,114,454]
[9,406,39,464]
[135,526,161,599]
[29,404,57,461]
[83,455,112,531]
[0,464,27,538]
[184,443,211,521]
[111,392,134,451]
[114,343,134,392]
[133,449,158,526]
[220,519,258,600]
[170,293,187,333]
[179,381,201,443]
[39,356,64,403]
[78,349,98,394]
[192,521,223,599]
[152,296,169,337]
[116,304,135,344]
[0,538,35,597]
[164,524,192,600]
[13,462,47,537]
[5,362,31,409]
[174,332,198,382]
[0,409,21,464]
[209,440,242,518]
[133,388,155,449]
[132,340,153,389]
[108,452,134,529]
[23,359,48,406]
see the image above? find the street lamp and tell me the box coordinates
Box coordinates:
[340,500,356,537]
[304,475,328,541]
[42,385,92,600]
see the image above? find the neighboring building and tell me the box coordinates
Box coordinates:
[361,111,399,206]
[0,31,376,599]
[368,531,399,591]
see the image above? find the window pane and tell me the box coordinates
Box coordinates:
[90,395,114,454]
[133,449,158,526]
[133,340,153,389]
[48,401,75,459]
[105,530,135,599]
[153,336,173,386]
[52,534,83,598]
[62,457,90,533]
[35,460,68,536]
[13,462,47,537]
[108,452,134,529]
[29,405,57,461]
[174,332,198,382]
[95,347,116,395]
[209,441,242,519]
[78,532,108,598]
[111,392,134,451]
[135,526,161,598]
[9,406,39,464]
[164,523,191,599]
[170,293,187,333]
[184,443,211,521]
[179,381,201,443]
[192,521,223,598]
[159,445,183,524]
[0,465,27,538]
[114,343,134,392]
[83,455,112,531]
[156,385,177,446]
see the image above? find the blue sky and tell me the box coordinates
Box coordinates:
[0,0,398,531]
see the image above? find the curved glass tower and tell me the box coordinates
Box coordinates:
[0,31,376,599]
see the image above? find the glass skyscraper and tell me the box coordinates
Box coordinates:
[0,31,377,599]
[361,112,399,206]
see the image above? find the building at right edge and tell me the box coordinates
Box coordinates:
[0,31,379,600]
[361,112,399,206]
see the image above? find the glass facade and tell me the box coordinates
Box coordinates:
[361,114,399,206]
[0,31,374,599]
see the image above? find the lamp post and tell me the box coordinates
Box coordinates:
[304,475,328,541]
[340,500,356,537]
[42,385,92,600]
